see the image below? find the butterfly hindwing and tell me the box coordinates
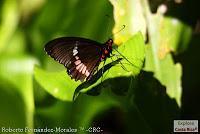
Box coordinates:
[45,37,103,81]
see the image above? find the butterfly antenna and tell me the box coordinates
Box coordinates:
[113,48,133,66]
[101,60,106,83]
[113,48,141,70]
[111,56,129,72]
[105,14,125,38]
[109,25,125,38]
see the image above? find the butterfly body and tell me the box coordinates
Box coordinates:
[45,37,113,82]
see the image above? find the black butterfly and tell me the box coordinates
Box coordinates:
[45,37,113,82]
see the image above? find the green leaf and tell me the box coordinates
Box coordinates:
[144,45,182,105]
[109,0,147,44]
[0,55,37,129]
[141,0,192,106]
[157,17,192,55]
[34,67,80,101]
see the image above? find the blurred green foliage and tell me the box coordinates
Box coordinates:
[0,0,198,134]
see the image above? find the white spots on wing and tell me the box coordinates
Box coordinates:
[85,70,90,77]
[74,60,81,65]
[73,49,78,56]
[82,66,86,74]
[75,56,79,60]
[73,58,90,77]
[72,40,90,77]
[79,64,85,72]
[76,63,83,70]
[73,46,78,56]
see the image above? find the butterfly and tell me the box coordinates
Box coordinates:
[44,37,114,82]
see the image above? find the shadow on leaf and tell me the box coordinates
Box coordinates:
[73,58,123,100]
[131,71,180,134]
[86,76,133,97]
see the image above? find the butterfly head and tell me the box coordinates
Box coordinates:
[106,39,113,47]
[100,39,113,61]
[105,39,113,52]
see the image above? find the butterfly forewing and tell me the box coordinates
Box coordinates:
[45,37,103,81]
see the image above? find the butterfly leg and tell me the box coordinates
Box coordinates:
[111,54,129,72]
[100,59,107,83]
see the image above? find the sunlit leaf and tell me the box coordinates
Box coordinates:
[34,67,80,101]
[144,45,182,105]
[109,0,146,44]
[141,0,192,105]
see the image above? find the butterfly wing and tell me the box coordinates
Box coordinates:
[44,37,103,81]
